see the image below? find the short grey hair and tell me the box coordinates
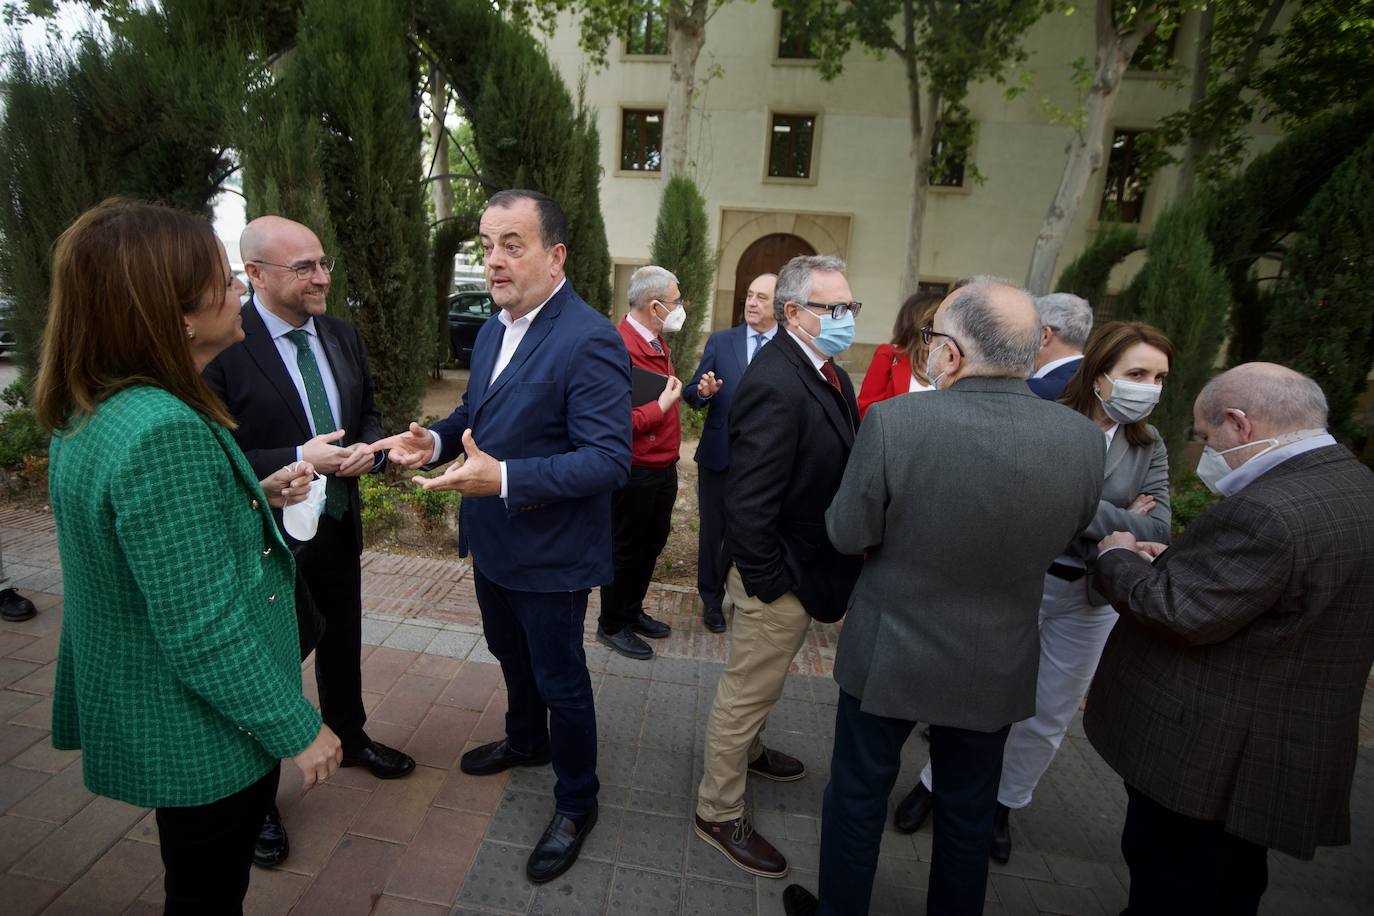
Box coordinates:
[1034,293,1093,348]
[1196,363,1328,431]
[627,265,679,311]
[943,276,1040,378]
[774,255,848,323]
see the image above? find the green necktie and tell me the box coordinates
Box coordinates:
[285,329,347,520]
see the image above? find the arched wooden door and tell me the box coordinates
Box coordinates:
[732,233,816,325]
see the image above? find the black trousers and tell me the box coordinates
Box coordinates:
[156,763,280,915]
[695,464,728,613]
[599,464,677,634]
[474,570,599,817]
[295,511,368,751]
[1121,783,1268,916]
[818,691,1009,916]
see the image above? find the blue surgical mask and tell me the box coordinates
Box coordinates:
[808,311,855,357]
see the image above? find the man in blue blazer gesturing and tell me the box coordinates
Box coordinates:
[683,273,778,632]
[372,190,631,884]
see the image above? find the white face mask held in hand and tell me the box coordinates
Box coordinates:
[282,474,328,540]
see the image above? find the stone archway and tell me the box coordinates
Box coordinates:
[713,208,852,330]
[731,234,816,325]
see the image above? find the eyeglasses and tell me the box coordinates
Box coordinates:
[251,256,336,281]
[801,300,862,320]
[655,297,687,310]
[920,324,962,352]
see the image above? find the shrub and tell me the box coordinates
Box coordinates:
[1170,472,1220,539]
[0,408,48,470]
[358,474,404,545]
[1054,223,1142,315]
[651,175,716,383]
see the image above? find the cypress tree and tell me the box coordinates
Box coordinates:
[1260,135,1374,453]
[1120,199,1231,476]
[418,0,613,313]
[1053,224,1142,316]
[250,0,432,430]
[650,175,715,382]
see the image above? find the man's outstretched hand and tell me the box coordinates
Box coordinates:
[369,422,434,469]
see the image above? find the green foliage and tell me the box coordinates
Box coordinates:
[419,0,614,313]
[0,408,48,470]
[358,473,405,543]
[1169,472,1220,538]
[431,219,467,373]
[1256,0,1374,130]
[249,0,432,431]
[1053,224,1143,310]
[679,401,706,440]
[1260,134,1374,452]
[650,175,715,382]
[358,471,462,547]
[0,4,256,381]
[1119,199,1231,477]
[1205,93,1374,364]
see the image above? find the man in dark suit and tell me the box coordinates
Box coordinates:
[683,272,778,633]
[694,255,863,880]
[371,190,631,884]
[1086,362,1374,916]
[1026,292,1092,400]
[203,216,416,869]
[598,266,684,660]
[784,278,1104,916]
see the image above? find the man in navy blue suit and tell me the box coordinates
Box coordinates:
[371,190,631,884]
[683,273,779,632]
[1025,293,1092,400]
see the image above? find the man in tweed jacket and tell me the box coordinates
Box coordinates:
[1087,363,1374,916]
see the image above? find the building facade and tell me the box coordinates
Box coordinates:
[540,6,1281,370]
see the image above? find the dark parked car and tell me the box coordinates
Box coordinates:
[0,298,17,354]
[447,289,495,366]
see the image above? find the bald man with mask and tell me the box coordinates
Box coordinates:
[1086,363,1374,916]
[204,217,415,870]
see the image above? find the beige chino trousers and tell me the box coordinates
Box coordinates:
[696,564,811,823]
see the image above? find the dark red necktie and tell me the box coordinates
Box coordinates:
[821,361,841,392]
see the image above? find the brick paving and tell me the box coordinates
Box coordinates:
[0,506,1370,915]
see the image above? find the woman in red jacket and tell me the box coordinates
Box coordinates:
[856,291,942,419]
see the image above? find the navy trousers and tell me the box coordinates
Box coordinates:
[819,691,1009,916]
[1121,783,1268,916]
[695,464,728,613]
[473,569,598,817]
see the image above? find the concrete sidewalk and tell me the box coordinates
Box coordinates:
[0,506,1370,915]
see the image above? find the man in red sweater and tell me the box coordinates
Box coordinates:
[598,266,686,660]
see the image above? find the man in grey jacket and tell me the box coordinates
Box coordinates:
[783,278,1104,916]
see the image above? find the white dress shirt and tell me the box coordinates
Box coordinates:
[747,325,778,364]
[255,298,342,462]
[1213,430,1335,497]
[787,328,829,377]
[430,278,566,498]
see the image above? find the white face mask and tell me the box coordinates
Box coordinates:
[925,342,947,390]
[657,301,686,334]
[282,474,328,540]
[1096,377,1162,425]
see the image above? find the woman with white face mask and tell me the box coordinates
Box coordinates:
[893,320,1175,863]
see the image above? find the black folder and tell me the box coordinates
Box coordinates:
[631,366,668,407]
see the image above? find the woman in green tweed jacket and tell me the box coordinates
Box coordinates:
[33,199,343,914]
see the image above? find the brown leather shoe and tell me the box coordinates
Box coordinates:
[694,813,788,878]
[748,746,805,782]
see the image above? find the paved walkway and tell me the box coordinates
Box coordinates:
[0,507,1370,915]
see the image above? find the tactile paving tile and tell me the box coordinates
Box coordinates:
[453,841,537,914]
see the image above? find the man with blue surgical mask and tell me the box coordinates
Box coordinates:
[1087,362,1374,916]
[693,255,864,881]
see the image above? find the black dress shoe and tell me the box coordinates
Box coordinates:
[460,739,551,776]
[0,588,36,623]
[526,805,597,884]
[702,605,726,633]
[341,740,416,779]
[894,781,933,834]
[597,625,653,659]
[252,804,289,868]
[783,884,819,916]
[991,802,1012,864]
[630,612,671,639]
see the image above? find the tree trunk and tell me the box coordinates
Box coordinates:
[427,67,454,224]
[662,3,706,181]
[896,0,930,300]
[1176,1,1215,196]
[1025,0,1156,295]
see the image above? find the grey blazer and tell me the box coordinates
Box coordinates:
[1073,426,1171,604]
[826,376,1104,729]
